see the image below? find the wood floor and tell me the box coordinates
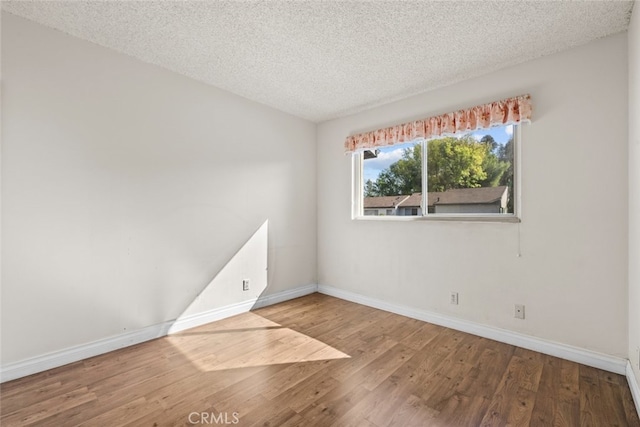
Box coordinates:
[1,293,638,426]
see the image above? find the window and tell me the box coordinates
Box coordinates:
[354,124,519,220]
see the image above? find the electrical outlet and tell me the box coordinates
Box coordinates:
[242,279,250,291]
[636,347,640,369]
[450,292,459,305]
[514,304,525,319]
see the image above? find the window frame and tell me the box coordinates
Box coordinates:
[352,125,522,222]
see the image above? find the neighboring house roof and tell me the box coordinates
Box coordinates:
[363,195,409,209]
[397,193,422,208]
[393,186,508,208]
[429,186,508,206]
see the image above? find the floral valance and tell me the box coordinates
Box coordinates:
[344,94,532,153]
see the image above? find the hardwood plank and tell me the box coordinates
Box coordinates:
[435,393,487,427]
[1,381,73,415]
[398,321,447,351]
[436,345,513,426]
[580,365,606,426]
[273,413,307,427]
[599,373,631,427]
[1,387,96,426]
[78,396,164,427]
[621,380,640,427]
[422,334,487,411]
[513,347,545,392]
[297,384,370,426]
[1,293,637,426]
[354,313,412,343]
[386,393,438,427]
[333,310,394,341]
[530,355,561,427]
[456,342,515,399]
[479,354,541,426]
[358,343,415,391]
[328,334,399,383]
[0,361,86,400]
[260,359,335,400]
[410,331,478,404]
[268,366,341,413]
[340,364,416,426]
[135,367,278,426]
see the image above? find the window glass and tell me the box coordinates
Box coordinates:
[357,124,516,218]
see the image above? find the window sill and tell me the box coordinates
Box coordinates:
[354,215,521,223]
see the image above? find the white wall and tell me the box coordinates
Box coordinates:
[318,33,628,357]
[629,4,640,382]
[1,14,317,364]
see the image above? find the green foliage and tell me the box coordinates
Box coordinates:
[427,136,488,192]
[365,135,513,204]
[480,134,498,151]
[498,137,515,212]
[364,179,376,197]
[479,137,509,188]
[366,143,423,196]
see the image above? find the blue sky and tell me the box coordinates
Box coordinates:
[363,124,513,183]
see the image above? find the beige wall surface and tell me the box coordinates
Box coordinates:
[318,33,629,357]
[1,14,317,363]
[628,4,640,383]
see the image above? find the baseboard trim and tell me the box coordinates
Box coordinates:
[627,361,640,417]
[168,283,318,334]
[0,284,318,383]
[318,285,627,375]
[252,283,319,309]
[0,321,173,383]
[167,299,259,334]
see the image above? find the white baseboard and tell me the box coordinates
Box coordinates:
[168,283,318,334]
[167,299,259,334]
[252,283,318,309]
[627,361,640,417]
[0,284,318,383]
[2,283,627,384]
[318,284,627,375]
[0,321,173,383]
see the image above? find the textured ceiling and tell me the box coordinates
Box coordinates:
[2,1,635,122]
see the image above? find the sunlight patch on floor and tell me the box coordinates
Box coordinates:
[167,312,350,371]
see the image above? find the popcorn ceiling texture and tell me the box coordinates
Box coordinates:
[2,1,634,122]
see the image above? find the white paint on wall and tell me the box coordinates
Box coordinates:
[1,14,317,364]
[317,33,629,358]
[176,220,269,321]
[1,9,634,379]
[0,283,320,382]
[628,2,640,400]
